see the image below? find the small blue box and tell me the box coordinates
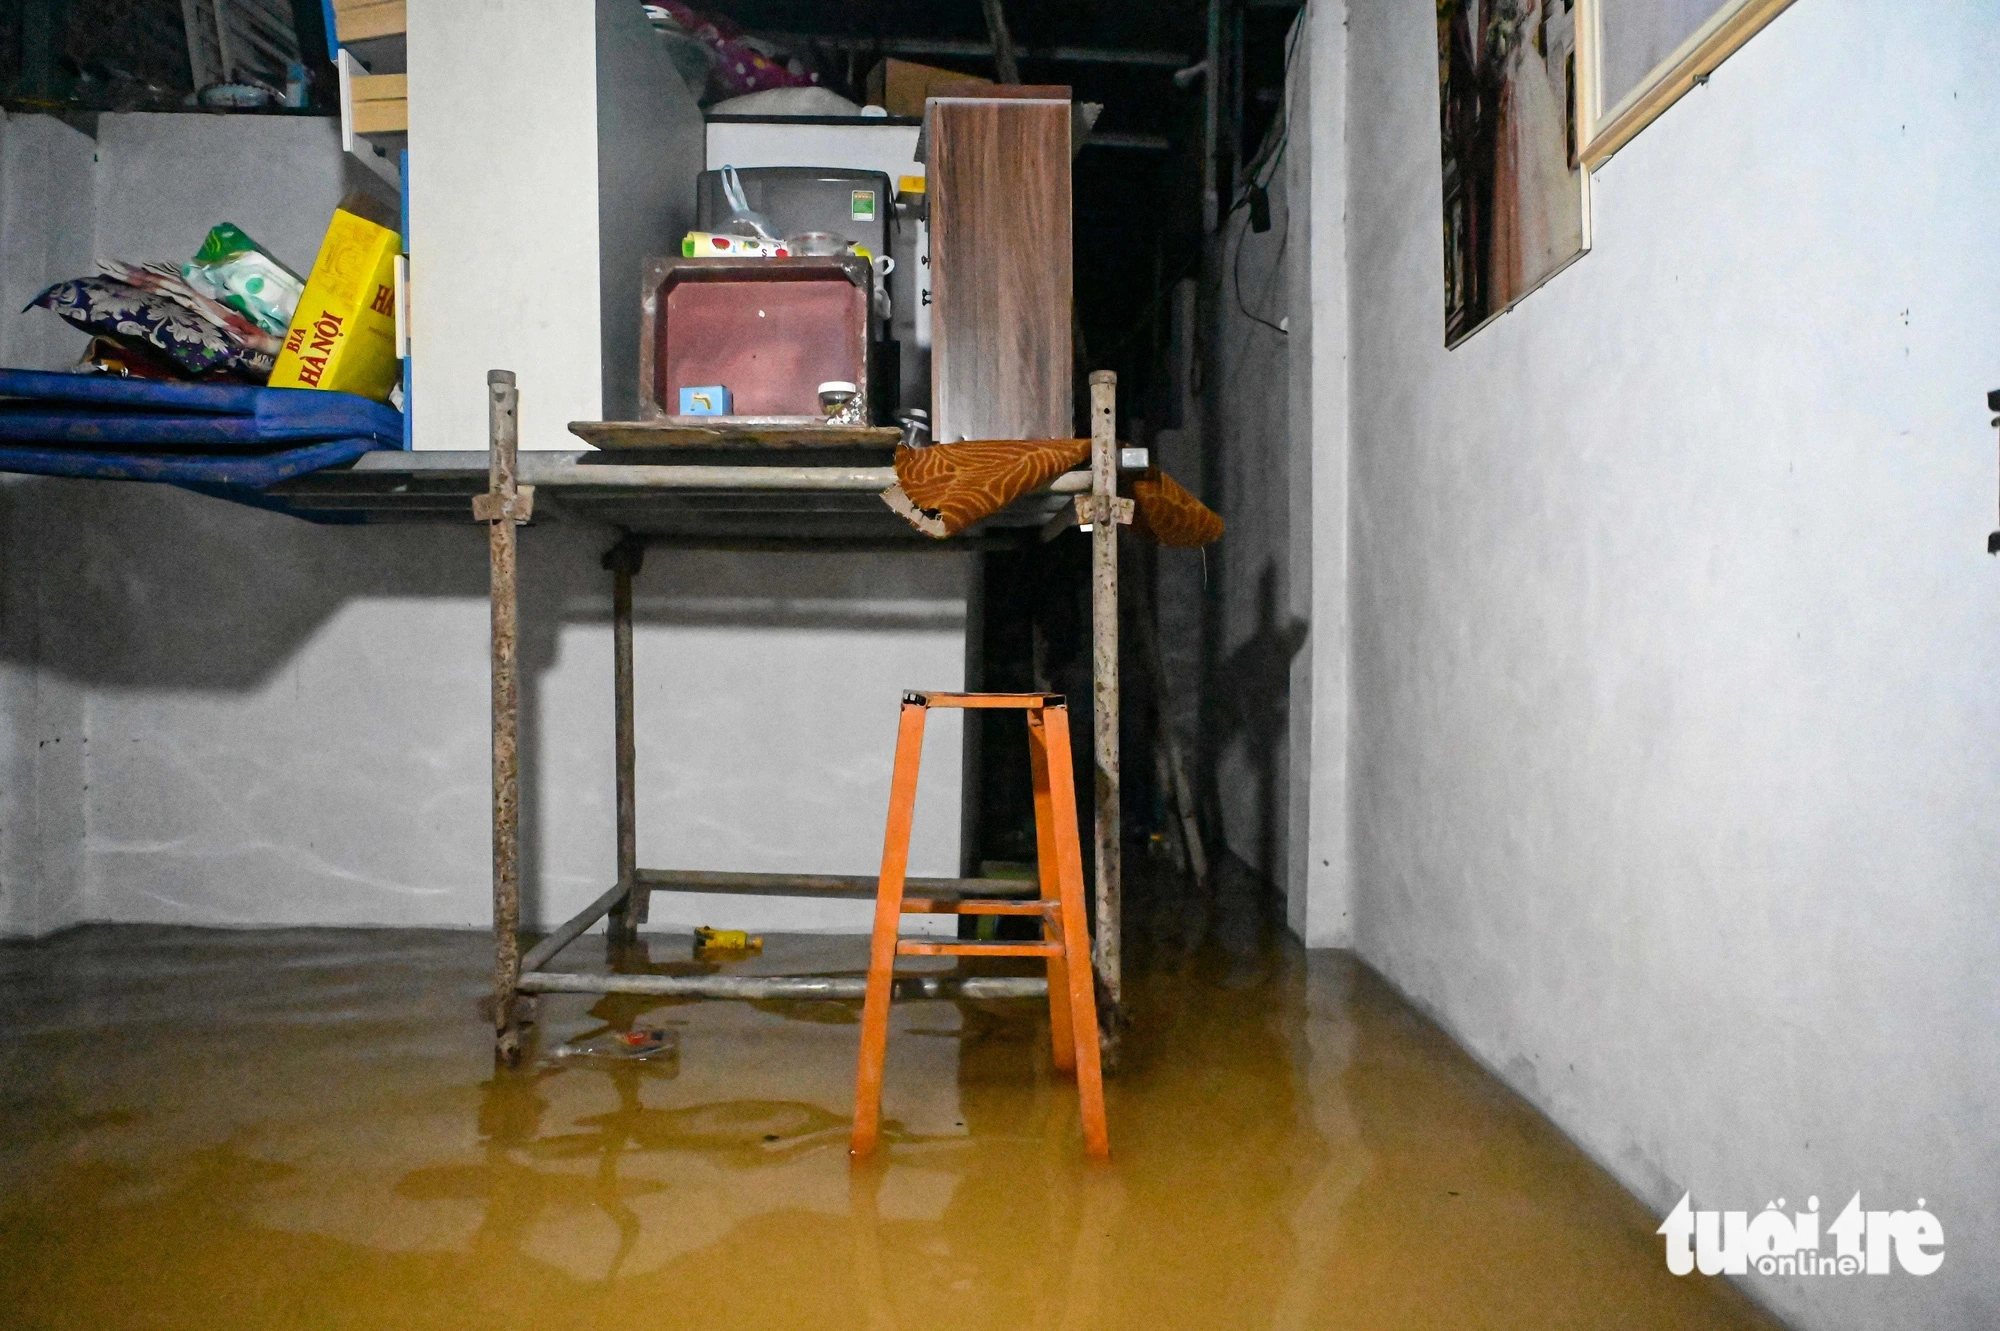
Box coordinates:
[679,385,732,416]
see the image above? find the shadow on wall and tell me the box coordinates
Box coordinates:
[0,477,966,692]
[1205,559,1309,883]
[0,476,970,930]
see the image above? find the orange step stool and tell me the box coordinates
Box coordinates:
[851,691,1109,1159]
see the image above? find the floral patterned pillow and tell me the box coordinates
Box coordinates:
[28,277,274,381]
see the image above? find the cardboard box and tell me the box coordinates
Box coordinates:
[866,58,992,117]
[268,207,401,402]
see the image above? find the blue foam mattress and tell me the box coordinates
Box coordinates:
[0,368,403,488]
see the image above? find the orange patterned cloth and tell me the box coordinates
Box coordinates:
[1131,468,1225,547]
[881,439,1224,546]
[882,438,1088,537]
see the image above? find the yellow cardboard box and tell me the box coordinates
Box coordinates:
[268,207,400,402]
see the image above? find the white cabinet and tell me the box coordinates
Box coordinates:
[336,0,703,449]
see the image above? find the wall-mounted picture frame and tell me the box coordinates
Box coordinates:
[1579,0,1799,167]
[1435,0,1591,348]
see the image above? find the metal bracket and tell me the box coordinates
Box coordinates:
[1040,493,1135,543]
[472,485,535,524]
[1073,493,1135,529]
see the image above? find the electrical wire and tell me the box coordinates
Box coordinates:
[1225,11,1304,336]
[1098,10,1307,359]
[1231,204,1289,335]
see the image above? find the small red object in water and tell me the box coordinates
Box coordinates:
[618,1028,670,1050]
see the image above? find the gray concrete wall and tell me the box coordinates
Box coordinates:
[92,112,356,279]
[1209,2,1351,947]
[0,111,969,939]
[0,481,88,939]
[595,0,704,422]
[17,480,969,934]
[0,112,96,936]
[0,112,95,371]
[1342,0,2000,1325]
[1148,278,1206,868]
[1209,111,1297,893]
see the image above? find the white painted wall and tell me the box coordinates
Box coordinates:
[1295,0,1352,949]
[1340,0,2000,1324]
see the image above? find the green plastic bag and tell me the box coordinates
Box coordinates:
[182,223,305,337]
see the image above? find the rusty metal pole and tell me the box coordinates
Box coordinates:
[484,370,523,1065]
[1088,370,1121,1015]
[604,538,642,950]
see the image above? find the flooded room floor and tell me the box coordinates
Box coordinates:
[0,924,1780,1330]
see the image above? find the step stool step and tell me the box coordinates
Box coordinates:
[903,897,1057,916]
[903,690,1063,710]
[894,939,1064,959]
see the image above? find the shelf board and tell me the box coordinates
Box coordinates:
[571,421,902,451]
[332,0,406,43]
[252,450,1081,542]
[350,73,406,134]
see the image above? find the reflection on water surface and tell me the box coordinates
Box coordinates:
[0,920,1777,1328]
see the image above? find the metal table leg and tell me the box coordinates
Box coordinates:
[604,536,645,951]
[482,370,526,1065]
[1088,370,1122,1016]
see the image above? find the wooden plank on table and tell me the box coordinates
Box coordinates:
[569,421,901,450]
[332,0,405,42]
[350,98,406,135]
[931,83,1073,101]
[926,91,1072,443]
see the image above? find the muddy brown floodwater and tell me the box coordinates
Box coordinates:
[0,922,1780,1329]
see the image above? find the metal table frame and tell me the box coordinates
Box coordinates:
[472,370,1129,1065]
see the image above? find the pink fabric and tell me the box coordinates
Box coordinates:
[661,2,817,99]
